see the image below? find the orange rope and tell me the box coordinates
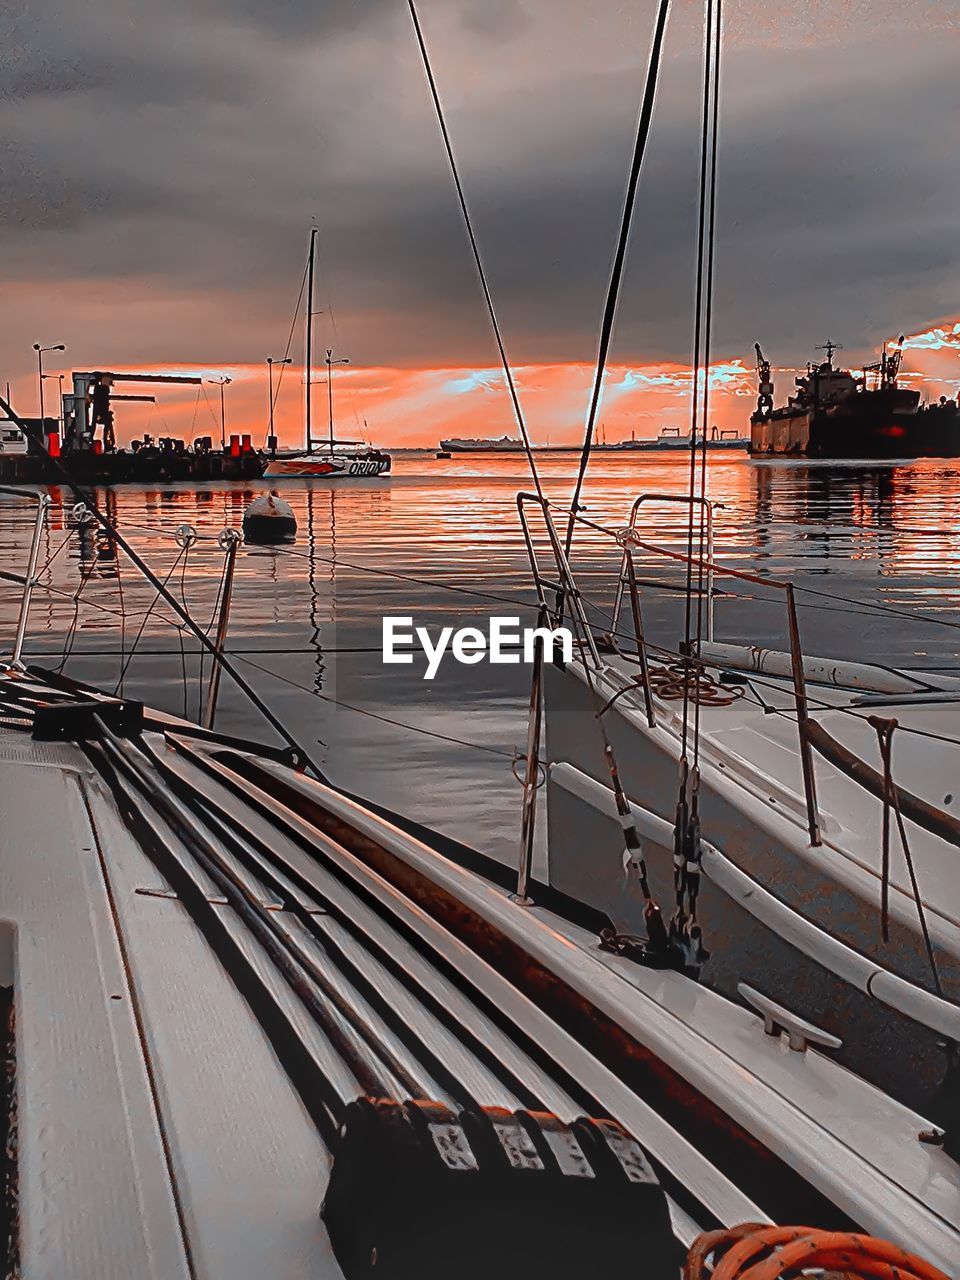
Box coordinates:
[684,1223,951,1280]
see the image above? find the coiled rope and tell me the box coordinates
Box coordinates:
[684,1223,950,1280]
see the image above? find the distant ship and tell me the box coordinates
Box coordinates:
[438,426,748,453]
[439,435,528,452]
[750,337,960,458]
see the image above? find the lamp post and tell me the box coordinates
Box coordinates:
[266,357,291,449]
[42,372,66,428]
[324,348,349,449]
[208,376,231,450]
[33,343,65,429]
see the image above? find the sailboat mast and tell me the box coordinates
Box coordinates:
[305,226,317,453]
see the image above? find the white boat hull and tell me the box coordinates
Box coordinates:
[263,451,390,479]
[542,658,960,1113]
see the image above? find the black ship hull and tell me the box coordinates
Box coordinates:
[751,391,960,459]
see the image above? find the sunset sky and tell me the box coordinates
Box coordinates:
[2,1,958,447]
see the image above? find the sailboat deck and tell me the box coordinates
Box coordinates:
[0,725,333,1279]
[2,697,959,1276]
[593,654,960,949]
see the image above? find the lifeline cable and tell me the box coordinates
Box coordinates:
[407,0,544,504]
[564,0,673,555]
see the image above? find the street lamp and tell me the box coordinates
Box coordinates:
[33,343,65,428]
[324,348,349,450]
[42,372,66,428]
[208,376,232,450]
[266,357,291,450]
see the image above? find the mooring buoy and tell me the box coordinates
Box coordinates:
[242,494,297,543]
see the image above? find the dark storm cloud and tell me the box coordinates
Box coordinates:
[0,0,957,378]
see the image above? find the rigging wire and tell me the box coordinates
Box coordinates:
[188,384,202,436]
[563,0,673,555]
[681,0,721,766]
[199,384,224,434]
[262,543,539,611]
[58,563,92,674]
[113,531,128,696]
[263,255,311,448]
[690,0,723,779]
[407,0,544,504]
[177,541,193,718]
[112,548,187,695]
[197,552,231,715]
[233,653,518,761]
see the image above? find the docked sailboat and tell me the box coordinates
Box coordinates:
[519,490,960,1122]
[264,229,391,480]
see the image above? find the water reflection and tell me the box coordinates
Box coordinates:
[3,451,960,859]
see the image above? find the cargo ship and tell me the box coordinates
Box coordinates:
[750,337,960,458]
[439,435,535,452]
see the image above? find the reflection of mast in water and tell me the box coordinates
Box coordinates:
[752,462,773,560]
[306,485,334,696]
[97,489,120,570]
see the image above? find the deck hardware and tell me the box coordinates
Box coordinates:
[513,611,546,905]
[785,585,821,846]
[33,696,144,742]
[738,984,841,1053]
[174,523,198,549]
[612,493,720,643]
[322,1092,675,1279]
[203,528,241,729]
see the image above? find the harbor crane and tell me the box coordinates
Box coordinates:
[863,335,906,391]
[754,342,774,420]
[62,371,202,452]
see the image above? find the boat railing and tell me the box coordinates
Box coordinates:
[610,493,720,643]
[517,490,822,847]
[0,486,52,669]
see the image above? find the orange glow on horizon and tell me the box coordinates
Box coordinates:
[5,320,956,450]
[7,358,760,449]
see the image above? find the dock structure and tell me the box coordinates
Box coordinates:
[0,443,265,485]
[0,371,266,484]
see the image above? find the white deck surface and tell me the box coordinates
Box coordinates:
[0,727,338,1279]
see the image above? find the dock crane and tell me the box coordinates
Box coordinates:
[754,343,774,420]
[862,335,906,392]
[62,371,202,452]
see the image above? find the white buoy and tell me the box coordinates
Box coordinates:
[242,494,297,543]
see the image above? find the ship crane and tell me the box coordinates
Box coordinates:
[62,371,203,452]
[863,335,905,391]
[754,342,774,420]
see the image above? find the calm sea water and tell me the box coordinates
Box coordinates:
[3,450,960,865]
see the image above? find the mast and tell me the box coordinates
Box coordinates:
[305,226,318,453]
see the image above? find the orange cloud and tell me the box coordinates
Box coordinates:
[8,326,956,450]
[7,358,757,449]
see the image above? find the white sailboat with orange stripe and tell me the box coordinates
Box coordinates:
[264,228,391,480]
